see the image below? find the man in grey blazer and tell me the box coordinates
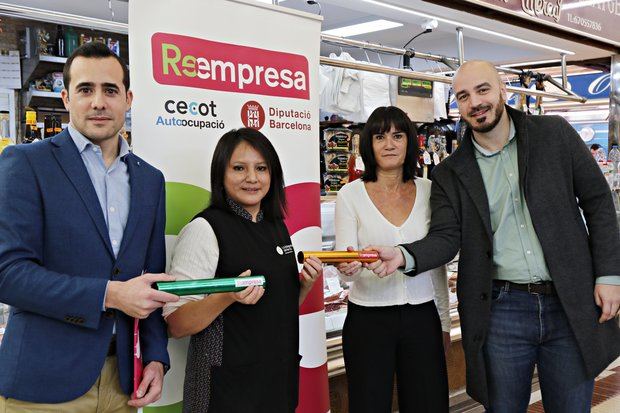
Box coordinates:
[367,61,620,412]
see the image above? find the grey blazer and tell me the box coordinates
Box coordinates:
[403,106,620,406]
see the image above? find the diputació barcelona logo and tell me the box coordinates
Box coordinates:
[151,32,310,100]
[241,101,265,130]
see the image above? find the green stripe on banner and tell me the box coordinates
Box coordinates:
[165,182,211,236]
[144,401,183,413]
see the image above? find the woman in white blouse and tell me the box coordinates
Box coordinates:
[336,106,450,413]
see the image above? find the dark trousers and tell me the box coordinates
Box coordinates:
[483,285,594,413]
[342,300,449,413]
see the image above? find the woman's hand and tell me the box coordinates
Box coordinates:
[301,256,323,289]
[337,246,362,277]
[299,256,323,305]
[230,269,264,305]
[443,331,451,359]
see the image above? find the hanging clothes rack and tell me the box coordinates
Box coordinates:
[320,34,586,104]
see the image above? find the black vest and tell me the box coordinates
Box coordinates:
[184,206,300,413]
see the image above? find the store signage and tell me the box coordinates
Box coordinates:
[398,77,434,98]
[152,33,310,100]
[451,0,620,45]
[130,1,327,413]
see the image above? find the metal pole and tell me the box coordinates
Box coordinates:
[610,54,620,147]
[544,98,608,111]
[544,74,580,99]
[321,34,459,65]
[561,54,568,89]
[320,56,586,103]
[321,34,562,82]
[456,27,465,65]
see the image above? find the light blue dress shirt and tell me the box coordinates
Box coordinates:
[68,125,131,315]
[68,125,130,258]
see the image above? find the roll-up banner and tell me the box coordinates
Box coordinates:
[129,0,329,411]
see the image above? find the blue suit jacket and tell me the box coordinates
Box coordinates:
[0,130,170,403]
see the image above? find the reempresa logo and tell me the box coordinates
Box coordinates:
[151,32,310,100]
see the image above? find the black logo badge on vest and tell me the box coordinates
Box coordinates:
[276,244,294,255]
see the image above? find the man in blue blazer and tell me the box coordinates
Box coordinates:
[0,42,179,411]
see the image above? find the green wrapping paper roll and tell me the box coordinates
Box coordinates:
[155,276,266,296]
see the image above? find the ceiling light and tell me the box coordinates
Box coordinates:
[0,2,128,33]
[563,0,607,10]
[360,0,575,55]
[322,19,403,37]
[500,59,562,68]
[421,19,438,31]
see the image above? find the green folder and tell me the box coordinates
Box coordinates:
[155,276,266,296]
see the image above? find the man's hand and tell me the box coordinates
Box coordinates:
[229,270,264,305]
[363,245,405,278]
[128,361,164,407]
[594,284,620,323]
[105,273,179,319]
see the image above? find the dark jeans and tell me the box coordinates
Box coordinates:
[483,284,594,413]
[342,300,449,413]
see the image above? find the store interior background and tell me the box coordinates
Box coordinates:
[0,0,618,412]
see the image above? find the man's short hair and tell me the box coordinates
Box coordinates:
[63,42,130,93]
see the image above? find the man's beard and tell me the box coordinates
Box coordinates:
[465,100,505,133]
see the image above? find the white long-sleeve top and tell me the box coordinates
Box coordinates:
[335,178,451,332]
[162,218,219,319]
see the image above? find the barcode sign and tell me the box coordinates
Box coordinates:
[235,278,264,288]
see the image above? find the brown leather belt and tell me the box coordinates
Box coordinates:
[107,338,117,357]
[493,280,556,295]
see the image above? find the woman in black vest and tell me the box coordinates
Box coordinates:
[164,128,322,413]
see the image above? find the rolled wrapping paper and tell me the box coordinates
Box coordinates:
[155,276,266,296]
[297,250,380,264]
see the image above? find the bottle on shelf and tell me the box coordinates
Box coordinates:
[347,132,364,182]
[53,115,63,135]
[608,144,620,197]
[0,111,10,139]
[23,108,40,144]
[608,144,620,170]
[55,25,65,57]
[64,27,78,57]
[43,115,54,139]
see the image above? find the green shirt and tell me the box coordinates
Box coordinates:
[472,119,550,283]
[472,118,619,285]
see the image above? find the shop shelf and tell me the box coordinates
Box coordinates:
[21,54,66,89]
[24,90,65,110]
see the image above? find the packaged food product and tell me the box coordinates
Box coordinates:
[107,38,120,56]
[324,128,351,151]
[51,72,64,92]
[323,172,348,193]
[324,152,351,172]
[80,34,93,45]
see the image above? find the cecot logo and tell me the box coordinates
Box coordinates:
[241,101,265,130]
[164,99,217,117]
[151,32,310,100]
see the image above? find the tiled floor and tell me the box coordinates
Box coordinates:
[449,357,620,412]
[527,358,620,413]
